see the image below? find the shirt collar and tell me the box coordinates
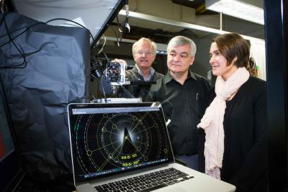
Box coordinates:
[164,70,197,84]
[135,65,155,81]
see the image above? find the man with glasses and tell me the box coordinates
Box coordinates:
[114,37,163,99]
[146,36,212,171]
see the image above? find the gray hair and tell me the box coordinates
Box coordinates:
[132,37,157,55]
[167,36,197,56]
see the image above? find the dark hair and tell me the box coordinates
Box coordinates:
[247,57,258,77]
[213,33,250,68]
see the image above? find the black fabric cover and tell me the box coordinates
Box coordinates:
[0,12,90,190]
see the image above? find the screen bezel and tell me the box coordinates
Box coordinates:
[67,102,175,184]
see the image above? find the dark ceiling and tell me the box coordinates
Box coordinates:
[171,0,216,14]
[171,0,205,9]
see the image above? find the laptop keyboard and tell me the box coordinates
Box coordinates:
[94,168,193,192]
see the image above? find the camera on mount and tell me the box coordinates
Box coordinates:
[104,61,126,85]
[92,60,142,103]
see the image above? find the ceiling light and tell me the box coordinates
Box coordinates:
[206,0,264,25]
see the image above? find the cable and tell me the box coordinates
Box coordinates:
[0,15,45,48]
[0,14,53,69]
[0,16,95,48]
[0,13,115,100]
[113,16,124,47]
[1,13,27,68]
[45,18,95,42]
[96,35,107,55]
[122,4,130,33]
[0,15,96,69]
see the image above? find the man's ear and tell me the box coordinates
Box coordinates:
[190,56,195,66]
[232,57,238,65]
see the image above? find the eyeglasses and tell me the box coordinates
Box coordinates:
[136,51,154,56]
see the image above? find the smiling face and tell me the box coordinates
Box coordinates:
[133,40,156,71]
[209,42,238,80]
[167,44,194,75]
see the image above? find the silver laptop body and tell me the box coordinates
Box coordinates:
[67,102,236,192]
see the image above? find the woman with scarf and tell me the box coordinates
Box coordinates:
[197,33,268,192]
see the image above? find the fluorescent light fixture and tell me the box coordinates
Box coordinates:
[206,0,264,25]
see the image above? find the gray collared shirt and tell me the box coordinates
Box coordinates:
[134,65,155,81]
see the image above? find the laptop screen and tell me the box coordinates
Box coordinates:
[67,102,174,182]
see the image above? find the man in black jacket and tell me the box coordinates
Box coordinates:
[146,36,212,171]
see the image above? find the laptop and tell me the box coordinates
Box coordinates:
[67,102,236,192]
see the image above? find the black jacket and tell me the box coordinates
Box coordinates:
[200,76,268,192]
[146,71,212,155]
